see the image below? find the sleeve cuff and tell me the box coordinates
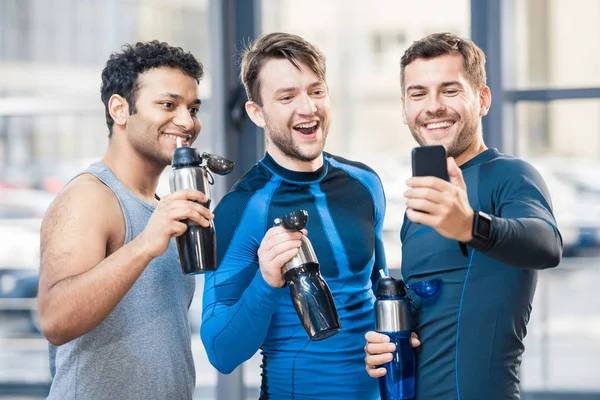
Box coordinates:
[244,269,286,313]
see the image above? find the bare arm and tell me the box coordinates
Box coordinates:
[38,176,212,346]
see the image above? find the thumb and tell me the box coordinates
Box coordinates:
[447,157,467,190]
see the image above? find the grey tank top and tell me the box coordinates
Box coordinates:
[47,162,196,400]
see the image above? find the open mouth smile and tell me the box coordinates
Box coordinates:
[424,120,455,133]
[293,121,319,136]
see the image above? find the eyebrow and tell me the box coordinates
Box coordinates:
[274,87,296,96]
[406,84,427,92]
[273,81,325,96]
[440,80,463,88]
[158,92,201,105]
[406,81,464,92]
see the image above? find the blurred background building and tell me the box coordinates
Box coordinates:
[0,0,599,399]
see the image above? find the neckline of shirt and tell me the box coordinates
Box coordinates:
[261,152,329,183]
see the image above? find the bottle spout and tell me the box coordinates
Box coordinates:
[278,210,309,231]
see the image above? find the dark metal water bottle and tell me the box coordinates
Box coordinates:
[375,275,416,400]
[169,147,234,274]
[276,210,341,341]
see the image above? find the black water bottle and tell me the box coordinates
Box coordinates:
[276,210,341,341]
[169,147,234,274]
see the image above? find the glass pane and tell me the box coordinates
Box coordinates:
[521,259,600,393]
[515,100,600,160]
[514,0,600,89]
[515,99,600,394]
[0,0,214,397]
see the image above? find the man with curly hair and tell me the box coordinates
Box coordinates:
[38,41,211,400]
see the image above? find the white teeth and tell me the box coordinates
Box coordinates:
[295,121,318,129]
[165,134,189,144]
[426,121,453,130]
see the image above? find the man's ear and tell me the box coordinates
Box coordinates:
[108,94,129,127]
[479,86,492,117]
[245,101,266,128]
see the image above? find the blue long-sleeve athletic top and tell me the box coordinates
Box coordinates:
[401,149,563,400]
[201,152,386,399]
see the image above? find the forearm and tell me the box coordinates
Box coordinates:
[469,216,562,269]
[201,270,284,374]
[39,237,154,345]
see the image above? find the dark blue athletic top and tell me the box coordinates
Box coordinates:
[201,152,386,399]
[401,149,563,400]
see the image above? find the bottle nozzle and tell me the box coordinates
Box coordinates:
[379,270,387,279]
[377,274,407,298]
[278,210,309,231]
[176,137,183,148]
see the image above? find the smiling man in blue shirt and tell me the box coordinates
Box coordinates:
[200,32,420,400]
[364,32,563,400]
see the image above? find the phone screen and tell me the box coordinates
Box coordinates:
[411,145,449,181]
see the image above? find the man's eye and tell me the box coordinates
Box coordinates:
[280,96,293,101]
[410,93,425,98]
[444,90,458,95]
[160,102,174,109]
[190,108,200,116]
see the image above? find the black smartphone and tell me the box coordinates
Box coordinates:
[411,145,450,181]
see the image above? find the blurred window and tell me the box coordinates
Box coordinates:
[514,0,600,89]
[508,0,600,395]
[515,100,600,160]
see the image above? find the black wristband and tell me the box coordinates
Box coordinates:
[466,211,492,249]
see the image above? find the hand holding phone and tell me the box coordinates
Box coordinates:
[407,146,475,243]
[411,145,449,181]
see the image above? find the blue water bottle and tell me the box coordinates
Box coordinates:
[375,274,415,400]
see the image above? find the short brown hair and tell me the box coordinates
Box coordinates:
[240,32,327,105]
[400,32,487,93]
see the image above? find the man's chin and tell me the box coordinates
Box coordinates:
[416,135,450,149]
[159,150,175,167]
[297,147,325,163]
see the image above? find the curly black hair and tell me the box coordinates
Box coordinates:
[101,40,204,137]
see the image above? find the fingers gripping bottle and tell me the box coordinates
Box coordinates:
[169,145,234,274]
[376,273,416,400]
[275,210,341,341]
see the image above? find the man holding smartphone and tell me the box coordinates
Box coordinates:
[364,32,563,399]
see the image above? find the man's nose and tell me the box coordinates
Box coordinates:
[173,107,194,131]
[425,95,446,116]
[296,94,317,116]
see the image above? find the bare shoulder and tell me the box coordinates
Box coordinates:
[41,174,122,240]
[40,174,125,286]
